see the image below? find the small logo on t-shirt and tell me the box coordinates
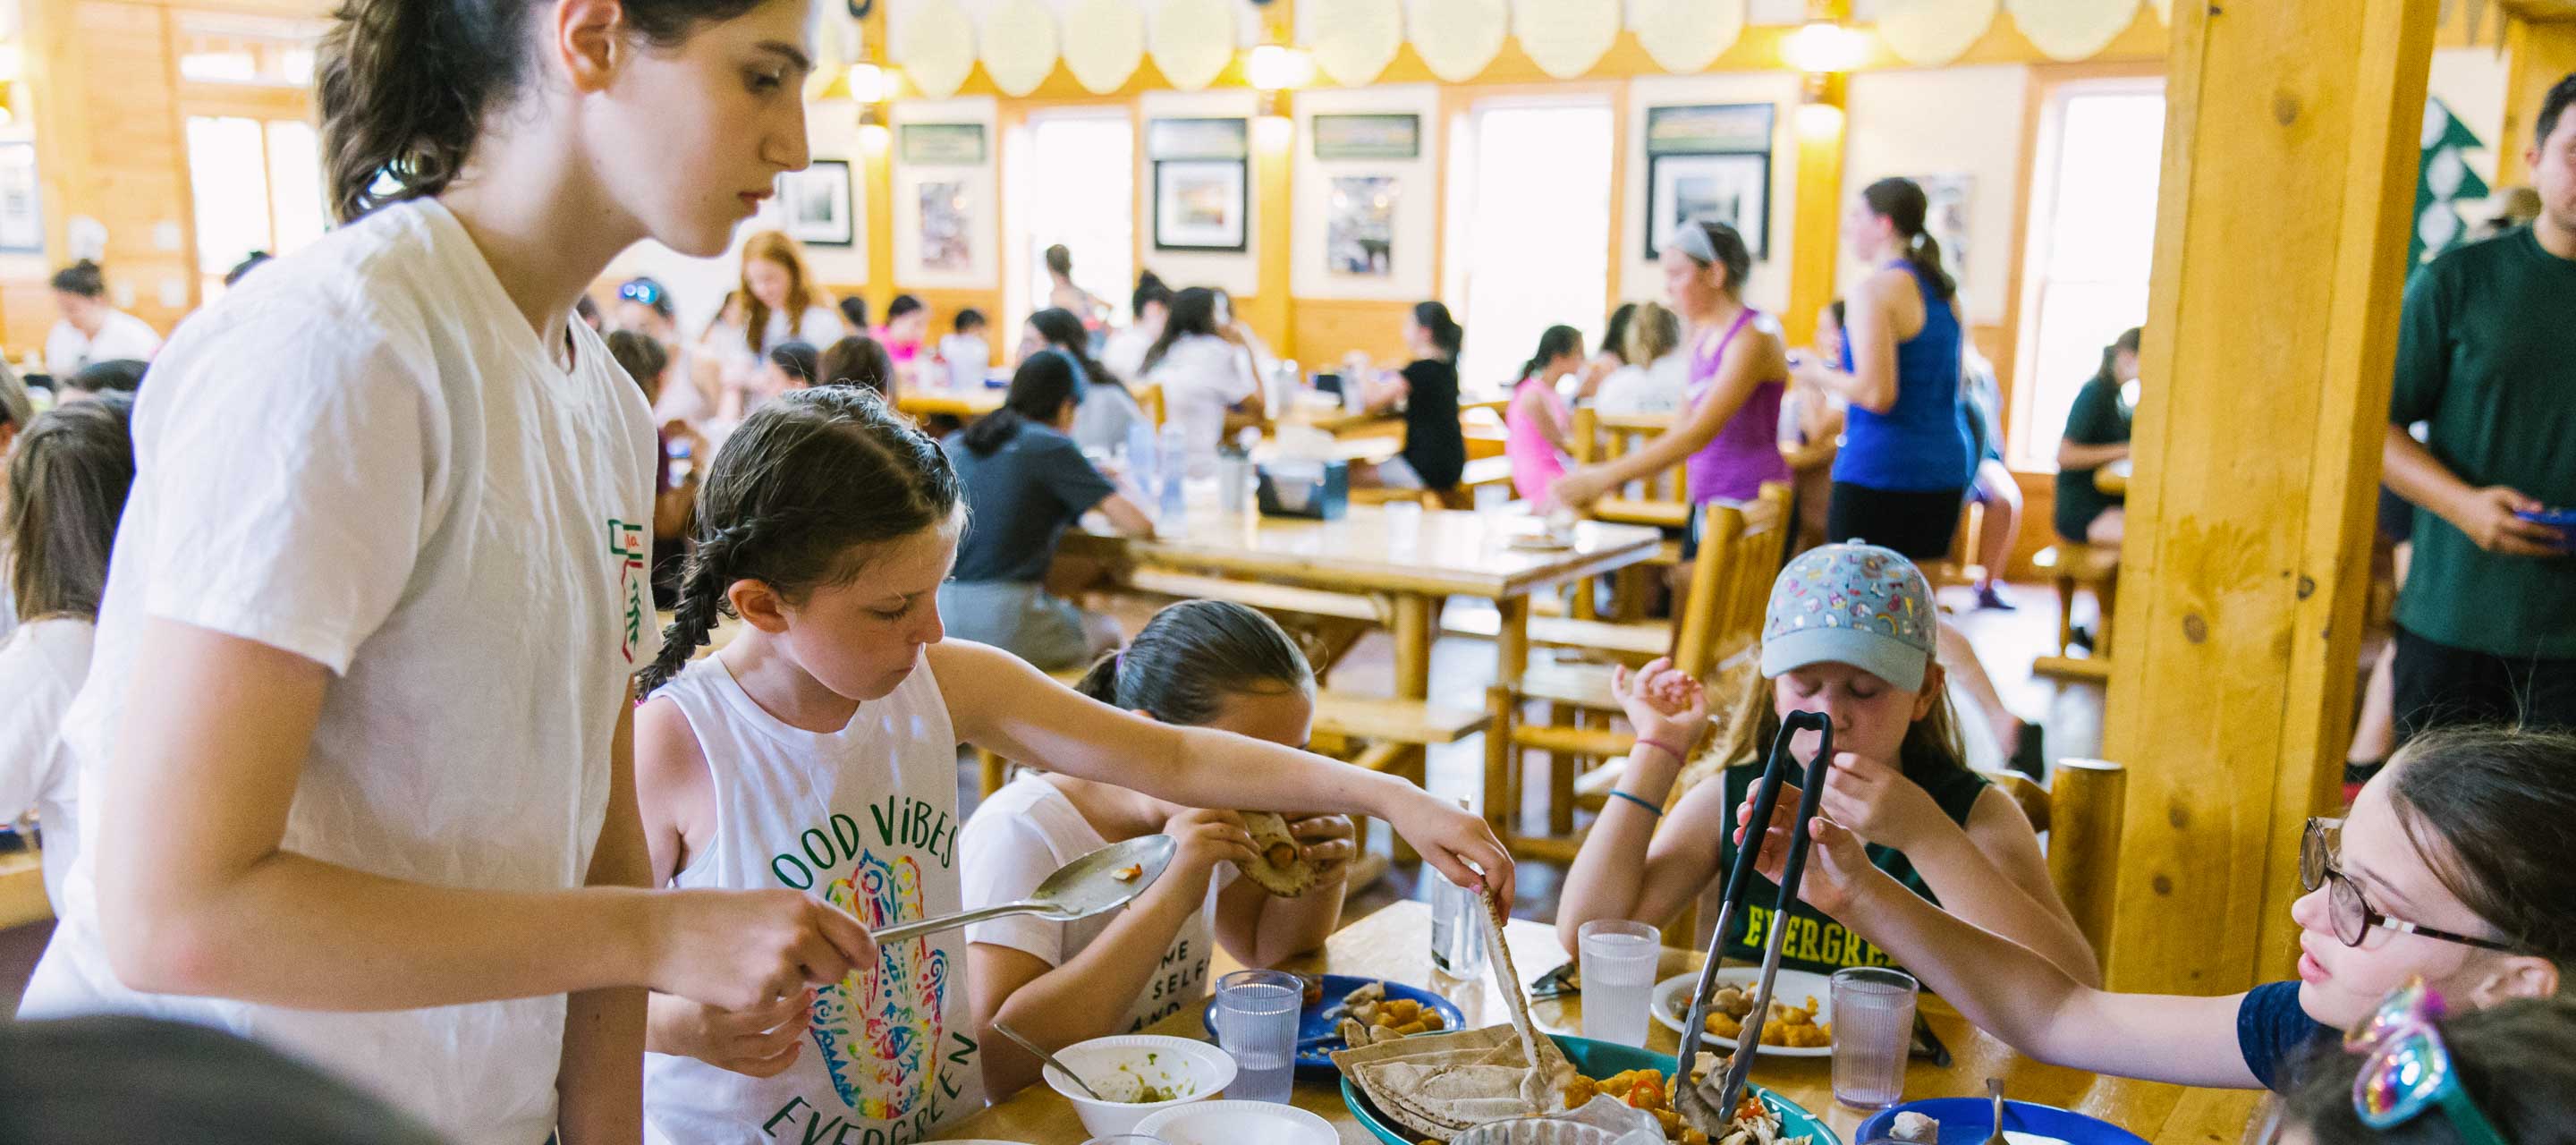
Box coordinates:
[608,518,647,664]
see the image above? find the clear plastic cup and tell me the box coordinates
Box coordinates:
[1577,920,1661,1047]
[1212,969,1302,1103]
[1828,967,1918,1110]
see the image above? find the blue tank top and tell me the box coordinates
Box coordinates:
[1835,262,1974,492]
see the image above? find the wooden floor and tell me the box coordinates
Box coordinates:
[0,581,2104,1016]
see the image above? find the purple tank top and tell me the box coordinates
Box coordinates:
[1683,309,1791,505]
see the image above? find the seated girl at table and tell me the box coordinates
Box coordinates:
[935,352,1153,671]
[1736,723,2576,1094]
[959,600,1355,1098]
[818,335,896,400]
[1024,306,1143,455]
[2272,990,2576,1144]
[1504,325,1586,505]
[1142,287,1264,479]
[0,395,133,914]
[1556,541,2096,984]
[1352,301,1467,495]
[633,388,1510,1142]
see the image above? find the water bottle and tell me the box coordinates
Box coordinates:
[1126,420,1160,499]
[1158,424,1191,532]
[1428,802,1487,979]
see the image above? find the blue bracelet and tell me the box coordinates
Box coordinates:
[1609,789,1664,818]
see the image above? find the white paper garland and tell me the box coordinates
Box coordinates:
[979,0,1060,97]
[1872,0,2000,66]
[896,0,977,98]
[1062,0,1147,93]
[1148,0,1238,91]
[1305,0,1405,87]
[2149,0,2172,24]
[1512,0,1620,79]
[2004,0,2139,61]
[1632,0,1745,73]
[1406,0,1510,82]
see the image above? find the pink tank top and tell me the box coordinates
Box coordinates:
[1504,373,1572,503]
[1682,309,1790,505]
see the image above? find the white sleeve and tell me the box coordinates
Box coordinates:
[959,809,1069,966]
[0,635,74,820]
[134,301,442,675]
[799,307,842,347]
[100,315,164,361]
[43,323,80,377]
[1218,343,1259,403]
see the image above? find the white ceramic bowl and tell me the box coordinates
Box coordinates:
[1134,1099,1336,1145]
[1452,1117,1626,1145]
[1040,1034,1236,1137]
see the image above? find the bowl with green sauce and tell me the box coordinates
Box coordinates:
[1043,1034,1237,1137]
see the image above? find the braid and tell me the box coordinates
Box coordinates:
[638,520,752,695]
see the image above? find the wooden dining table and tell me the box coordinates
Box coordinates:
[937,900,2267,1144]
[2096,460,2131,496]
[899,385,1008,420]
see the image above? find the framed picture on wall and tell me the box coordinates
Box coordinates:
[0,142,41,253]
[1643,103,1775,260]
[1326,175,1397,276]
[901,123,987,165]
[919,180,972,272]
[1312,114,1420,160]
[779,159,854,247]
[1154,159,1247,251]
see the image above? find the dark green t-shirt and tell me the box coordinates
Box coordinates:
[1713,757,1989,977]
[2053,376,2131,542]
[2389,227,2576,658]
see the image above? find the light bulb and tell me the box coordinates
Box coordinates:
[1246,43,1313,92]
[1782,20,1866,74]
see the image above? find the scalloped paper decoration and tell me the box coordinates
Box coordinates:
[2004,0,2137,60]
[1512,0,1619,79]
[1873,0,2000,66]
[1407,0,1508,82]
[896,0,977,98]
[1062,0,1147,93]
[1305,0,1404,87]
[979,0,1059,97]
[1632,0,1744,73]
[2149,0,2170,23]
[1148,0,1237,91]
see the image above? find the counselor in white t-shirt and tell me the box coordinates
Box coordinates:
[46,309,163,377]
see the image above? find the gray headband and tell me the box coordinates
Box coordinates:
[1665,220,1720,265]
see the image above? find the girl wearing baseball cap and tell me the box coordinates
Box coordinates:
[1556,541,2098,983]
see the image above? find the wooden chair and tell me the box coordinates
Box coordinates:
[1977,759,2127,971]
[1487,484,1791,857]
[2031,543,2120,683]
[1567,408,1690,621]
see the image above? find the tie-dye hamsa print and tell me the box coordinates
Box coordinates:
[810,850,946,1118]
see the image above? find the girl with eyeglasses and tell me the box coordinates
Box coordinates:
[1736,724,2576,1093]
[2267,984,2576,1145]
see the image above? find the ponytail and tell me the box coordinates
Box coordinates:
[318,0,762,224]
[1518,325,1584,386]
[2091,327,2143,389]
[640,386,959,694]
[1860,177,1956,303]
[959,351,1080,457]
[49,260,106,299]
[1411,301,1463,360]
[1076,599,1312,725]
[1030,308,1125,394]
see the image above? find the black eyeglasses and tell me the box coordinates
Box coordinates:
[2301,818,2517,953]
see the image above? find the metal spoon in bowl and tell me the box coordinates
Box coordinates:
[992,1020,1107,1102]
[1985,1076,2010,1145]
[861,835,1176,946]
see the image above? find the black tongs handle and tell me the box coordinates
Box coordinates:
[1710,710,1835,1121]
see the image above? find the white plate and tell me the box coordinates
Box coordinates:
[1648,968,1836,1057]
[1137,1098,1337,1145]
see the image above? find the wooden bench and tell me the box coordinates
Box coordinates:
[2032,542,2120,683]
[1123,567,1385,624]
[1441,609,1671,666]
[1,847,48,930]
[1350,454,1518,510]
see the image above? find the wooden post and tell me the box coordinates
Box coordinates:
[1781,75,1847,352]
[2101,0,2439,993]
[2500,17,2576,187]
[2046,758,2127,972]
[1246,109,1298,358]
[860,0,899,318]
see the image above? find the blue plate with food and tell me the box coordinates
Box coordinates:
[1854,1098,2148,1145]
[1340,1031,1840,1144]
[1200,973,1465,1076]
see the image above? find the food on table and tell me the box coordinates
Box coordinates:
[1335,983,1452,1047]
[1110,1059,1192,1104]
[1889,1110,1939,1142]
[1302,974,1327,1008]
[1238,810,1317,896]
[1561,1068,1812,1145]
[1693,986,1831,1048]
[1111,863,1143,881]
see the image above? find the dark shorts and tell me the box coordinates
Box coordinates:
[1826,482,1967,562]
[2392,625,2576,742]
[2376,486,2415,546]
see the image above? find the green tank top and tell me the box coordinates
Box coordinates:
[1711,757,1989,976]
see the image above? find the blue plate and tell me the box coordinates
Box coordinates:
[1341,1033,1841,1145]
[1854,1098,2148,1145]
[2515,507,2576,532]
[1201,973,1466,1076]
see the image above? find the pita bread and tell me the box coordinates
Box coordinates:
[1334,1025,1537,1136]
[1237,810,1316,897]
[1481,887,1576,1110]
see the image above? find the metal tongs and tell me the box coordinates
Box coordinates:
[1674,710,1835,1135]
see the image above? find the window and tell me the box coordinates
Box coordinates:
[186,116,326,299]
[1010,111,1134,337]
[1447,101,1614,389]
[2010,81,2165,469]
[175,13,325,85]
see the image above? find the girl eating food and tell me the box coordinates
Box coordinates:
[960,599,1354,1098]
[631,389,1509,1142]
[1557,542,2096,984]
[1736,724,2576,1091]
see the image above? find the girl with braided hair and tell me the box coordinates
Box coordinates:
[631,387,1513,1142]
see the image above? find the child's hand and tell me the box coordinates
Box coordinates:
[1816,751,1947,852]
[1289,814,1357,883]
[1164,808,1258,877]
[646,988,810,1079]
[1729,806,1877,917]
[648,888,877,1014]
[1611,657,1711,751]
[1386,792,1516,912]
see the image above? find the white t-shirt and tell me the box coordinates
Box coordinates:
[642,650,985,1144]
[45,310,163,376]
[959,774,1230,1036]
[1595,351,1690,416]
[1100,321,1159,385]
[0,616,93,912]
[1145,335,1258,476]
[713,304,840,390]
[21,198,662,1145]
[936,333,992,390]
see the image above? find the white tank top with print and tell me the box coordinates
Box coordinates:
[642,650,985,1145]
